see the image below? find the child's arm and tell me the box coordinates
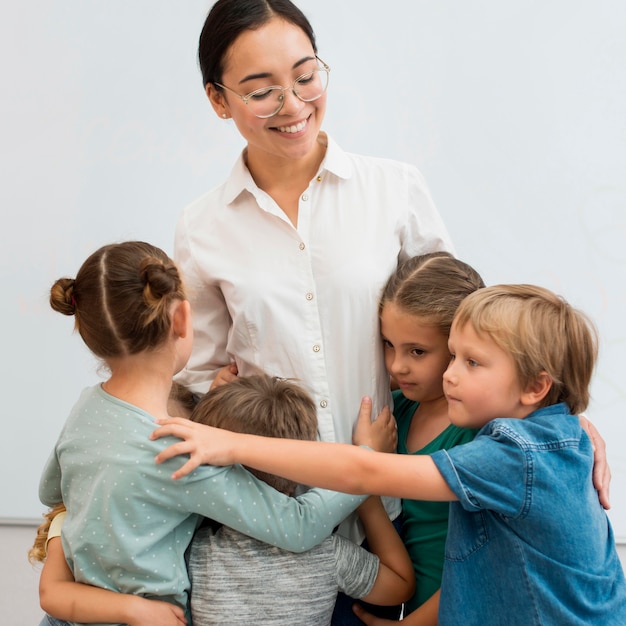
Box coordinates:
[40,537,187,626]
[357,497,415,605]
[352,590,440,625]
[152,398,456,503]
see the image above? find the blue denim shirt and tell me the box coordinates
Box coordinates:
[432,403,626,625]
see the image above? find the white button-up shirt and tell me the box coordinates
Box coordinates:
[175,134,453,445]
[175,134,453,540]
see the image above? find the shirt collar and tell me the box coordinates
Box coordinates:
[222,132,353,206]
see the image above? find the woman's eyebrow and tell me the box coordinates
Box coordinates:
[238,55,316,85]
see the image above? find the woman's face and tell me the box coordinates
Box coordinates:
[207,17,327,165]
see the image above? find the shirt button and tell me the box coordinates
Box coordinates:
[305,292,314,301]
[301,193,309,202]
[320,400,328,409]
[312,344,321,353]
[299,242,305,250]
[316,176,322,183]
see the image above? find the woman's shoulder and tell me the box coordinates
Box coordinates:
[324,134,424,179]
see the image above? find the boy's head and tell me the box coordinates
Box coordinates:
[446,284,597,424]
[168,381,198,418]
[191,374,318,494]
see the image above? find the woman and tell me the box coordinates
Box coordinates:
[176,0,451,468]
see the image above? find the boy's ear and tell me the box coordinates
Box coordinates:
[171,300,191,339]
[521,371,552,406]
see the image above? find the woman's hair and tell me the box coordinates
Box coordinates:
[49,241,186,359]
[198,0,317,88]
[380,252,486,336]
[28,502,67,564]
[192,374,318,494]
[453,284,598,415]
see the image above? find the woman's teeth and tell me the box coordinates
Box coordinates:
[276,120,307,133]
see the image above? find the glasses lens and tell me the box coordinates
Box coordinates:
[294,69,329,102]
[246,86,285,118]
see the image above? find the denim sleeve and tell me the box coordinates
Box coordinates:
[177,462,365,552]
[432,432,529,518]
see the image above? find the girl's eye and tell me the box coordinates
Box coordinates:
[382,339,393,349]
[449,354,456,362]
[467,359,479,367]
[411,349,425,357]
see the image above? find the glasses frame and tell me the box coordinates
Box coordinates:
[214,57,330,119]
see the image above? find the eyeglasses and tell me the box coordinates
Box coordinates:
[214,57,330,119]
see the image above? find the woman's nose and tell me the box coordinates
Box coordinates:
[277,88,306,116]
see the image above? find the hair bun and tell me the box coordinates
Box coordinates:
[50,278,77,316]
[140,259,180,300]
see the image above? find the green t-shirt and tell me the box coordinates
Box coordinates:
[393,389,477,613]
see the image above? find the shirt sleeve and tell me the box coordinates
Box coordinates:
[431,429,529,518]
[177,462,366,553]
[45,510,67,552]
[39,448,64,507]
[174,208,231,395]
[399,164,455,261]
[332,534,380,599]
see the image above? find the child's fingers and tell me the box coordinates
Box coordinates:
[170,458,202,480]
[359,395,373,421]
[153,439,189,463]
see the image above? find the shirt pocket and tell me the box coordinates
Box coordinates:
[444,508,489,561]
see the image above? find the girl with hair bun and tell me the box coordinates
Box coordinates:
[38,240,376,625]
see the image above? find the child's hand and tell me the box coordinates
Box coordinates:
[352,604,399,625]
[580,415,611,509]
[128,597,187,626]
[151,418,238,479]
[210,362,238,389]
[352,396,397,453]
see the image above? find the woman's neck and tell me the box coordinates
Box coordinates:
[245,133,327,197]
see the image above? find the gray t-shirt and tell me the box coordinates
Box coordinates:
[189,523,380,625]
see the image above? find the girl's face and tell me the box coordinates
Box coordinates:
[380,302,451,404]
[207,17,327,165]
[444,322,527,428]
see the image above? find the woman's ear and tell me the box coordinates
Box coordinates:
[206,83,230,119]
[521,371,552,406]
[171,300,191,339]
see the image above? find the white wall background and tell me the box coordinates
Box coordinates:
[1,2,625,612]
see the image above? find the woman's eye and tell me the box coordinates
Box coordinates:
[296,72,315,85]
[248,88,277,101]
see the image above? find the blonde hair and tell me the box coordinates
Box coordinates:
[453,284,598,414]
[28,502,67,564]
[380,252,485,335]
[192,375,318,494]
